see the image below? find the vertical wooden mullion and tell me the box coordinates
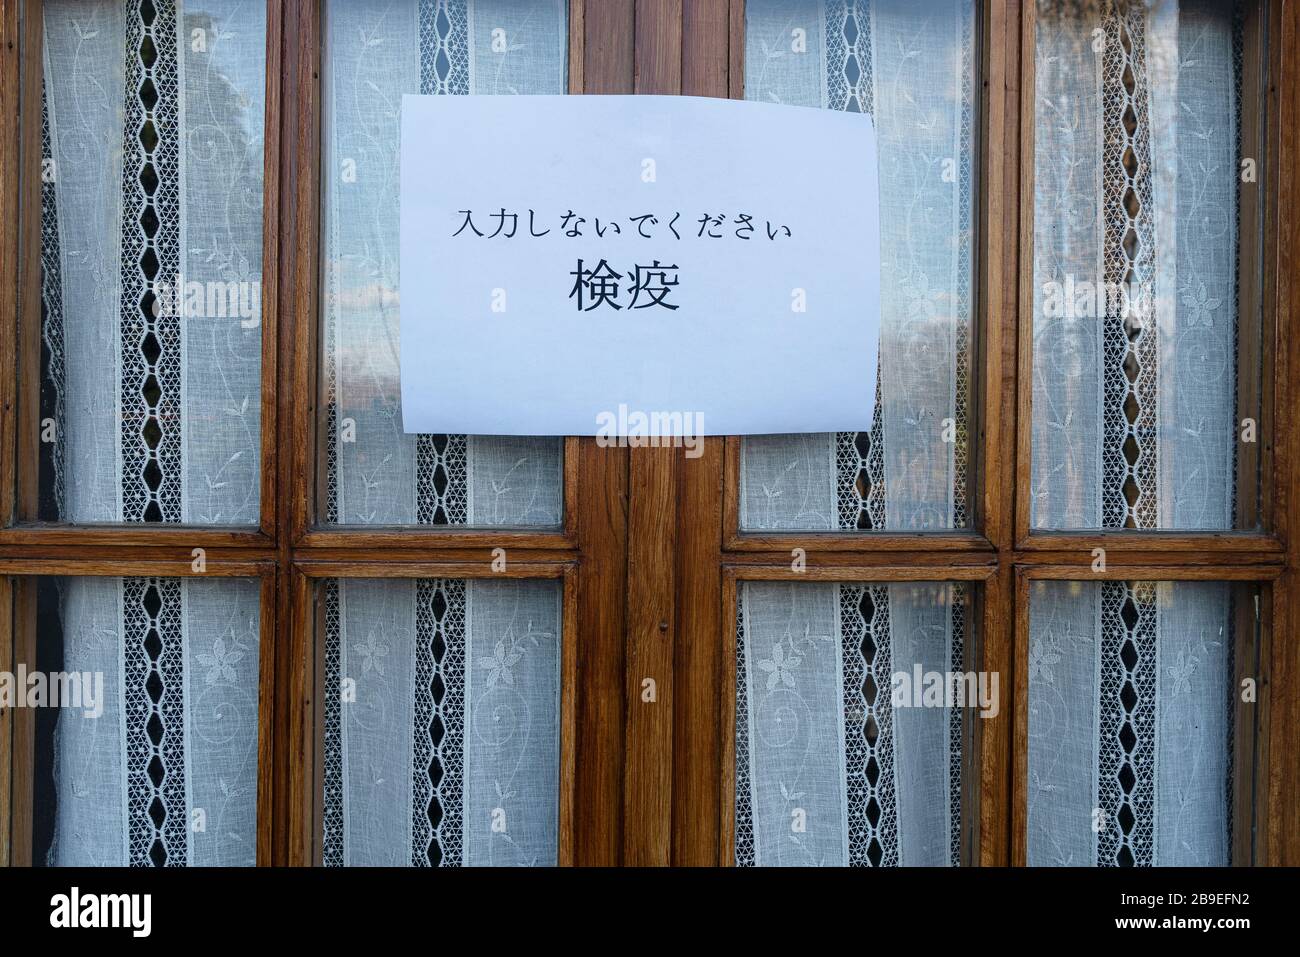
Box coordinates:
[672,0,729,868]
[288,0,321,548]
[1009,0,1037,869]
[1235,0,1266,533]
[13,0,42,525]
[257,0,284,542]
[281,0,320,865]
[717,569,738,866]
[1273,0,1300,868]
[978,565,1013,866]
[1231,581,1263,865]
[1013,0,1036,549]
[983,0,1021,868]
[621,0,682,869]
[308,569,326,867]
[573,0,635,868]
[0,0,25,529]
[1009,567,1030,866]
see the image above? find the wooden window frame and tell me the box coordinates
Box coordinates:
[678,0,1300,867]
[0,0,631,869]
[1009,564,1283,866]
[0,558,278,866]
[2,0,1297,869]
[0,0,285,549]
[719,564,1005,867]
[0,0,289,866]
[1012,0,1288,556]
[287,561,579,866]
[275,0,628,867]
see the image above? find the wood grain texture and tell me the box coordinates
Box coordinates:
[624,445,678,865]
[1231,580,1263,865]
[256,571,278,865]
[12,0,41,527]
[673,437,723,865]
[975,0,1019,867]
[1269,0,1298,867]
[682,0,728,99]
[564,1,635,868]
[670,0,732,869]
[574,438,629,865]
[0,0,25,530]
[279,0,318,867]
[287,566,315,866]
[3,0,1299,870]
[1010,567,1030,866]
[978,563,1013,865]
[616,0,684,868]
[7,579,34,866]
[585,0,635,95]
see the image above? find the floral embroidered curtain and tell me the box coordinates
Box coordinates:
[319,0,568,866]
[1031,0,1250,530]
[735,581,968,866]
[1025,0,1249,867]
[736,0,976,867]
[1028,580,1239,866]
[322,0,566,531]
[38,0,267,866]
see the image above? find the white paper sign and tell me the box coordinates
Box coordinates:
[399,94,879,436]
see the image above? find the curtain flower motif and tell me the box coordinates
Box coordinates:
[197,636,245,685]
[1028,637,1062,684]
[1167,647,1199,697]
[1180,280,1221,327]
[757,641,800,691]
[355,633,389,675]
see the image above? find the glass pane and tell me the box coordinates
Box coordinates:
[1027,579,1255,866]
[1030,0,1264,530]
[321,577,563,866]
[38,0,267,525]
[26,576,262,866]
[734,580,977,866]
[738,0,978,532]
[320,0,566,528]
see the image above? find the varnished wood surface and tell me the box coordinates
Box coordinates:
[1,0,1297,868]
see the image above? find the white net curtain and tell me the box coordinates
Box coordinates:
[741,0,977,536]
[1031,0,1251,531]
[737,0,976,867]
[321,578,563,867]
[319,0,569,866]
[735,581,968,866]
[1028,581,1240,866]
[738,0,1251,867]
[322,0,566,531]
[1026,0,1251,867]
[38,0,266,866]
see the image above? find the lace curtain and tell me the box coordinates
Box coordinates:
[319,0,568,866]
[322,579,563,866]
[735,581,967,866]
[1027,580,1239,866]
[1031,0,1249,530]
[1026,3,1246,865]
[321,0,566,529]
[734,0,974,867]
[38,0,266,866]
[741,0,976,535]
[38,577,262,866]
